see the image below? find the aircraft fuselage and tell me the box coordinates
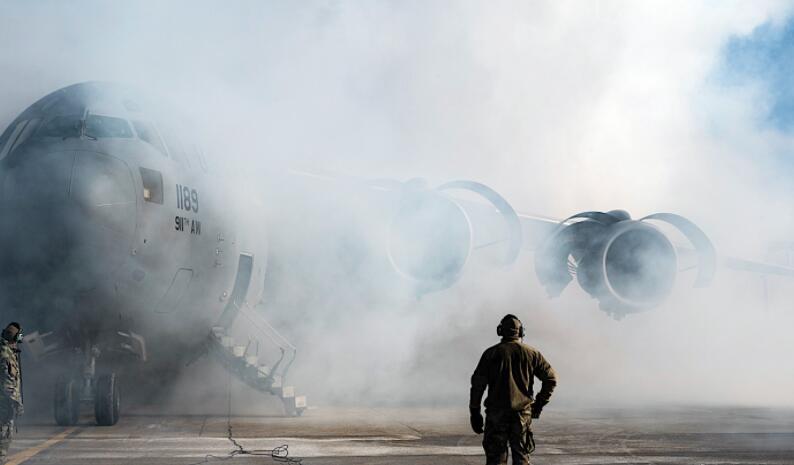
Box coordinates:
[0,82,267,354]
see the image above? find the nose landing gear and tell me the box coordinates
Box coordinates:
[53,345,121,426]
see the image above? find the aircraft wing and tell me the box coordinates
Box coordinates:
[274,169,794,318]
[720,256,794,277]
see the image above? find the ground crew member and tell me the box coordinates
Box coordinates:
[469,314,557,465]
[0,322,22,464]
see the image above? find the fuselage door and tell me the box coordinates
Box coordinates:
[217,254,253,328]
[155,268,193,313]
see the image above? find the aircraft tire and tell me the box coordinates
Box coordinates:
[54,376,80,426]
[94,373,120,426]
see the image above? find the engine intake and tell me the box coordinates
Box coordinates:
[387,180,522,293]
[535,211,715,317]
[388,190,472,288]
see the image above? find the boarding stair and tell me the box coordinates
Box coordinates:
[206,305,307,416]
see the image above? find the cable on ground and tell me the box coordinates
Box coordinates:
[187,371,303,464]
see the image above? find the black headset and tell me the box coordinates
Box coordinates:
[496,314,524,338]
[3,322,22,343]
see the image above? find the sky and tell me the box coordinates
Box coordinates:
[2,1,794,408]
[725,16,794,131]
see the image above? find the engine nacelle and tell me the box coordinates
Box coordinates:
[388,190,473,290]
[386,180,522,293]
[577,221,677,310]
[535,211,716,317]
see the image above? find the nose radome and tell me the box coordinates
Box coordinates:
[65,151,137,290]
[69,150,137,238]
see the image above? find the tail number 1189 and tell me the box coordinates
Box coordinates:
[176,184,199,213]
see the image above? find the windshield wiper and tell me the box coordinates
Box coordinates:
[79,117,97,141]
[61,111,96,141]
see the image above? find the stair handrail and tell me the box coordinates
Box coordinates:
[237,304,298,380]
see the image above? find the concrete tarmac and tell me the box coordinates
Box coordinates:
[7,406,794,464]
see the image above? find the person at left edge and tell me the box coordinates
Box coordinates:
[0,322,23,464]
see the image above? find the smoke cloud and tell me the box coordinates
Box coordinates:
[2,0,794,412]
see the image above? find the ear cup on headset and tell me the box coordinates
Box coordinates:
[1,326,23,343]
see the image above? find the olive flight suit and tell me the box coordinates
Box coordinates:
[470,337,557,465]
[0,340,21,463]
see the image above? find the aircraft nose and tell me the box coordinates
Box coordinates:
[0,150,136,292]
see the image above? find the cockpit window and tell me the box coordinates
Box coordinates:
[37,114,133,139]
[38,114,82,138]
[0,119,39,160]
[132,120,167,157]
[158,127,188,166]
[84,115,133,138]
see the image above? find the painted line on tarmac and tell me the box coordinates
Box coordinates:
[6,427,78,465]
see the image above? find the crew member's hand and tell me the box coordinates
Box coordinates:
[14,401,23,416]
[469,408,484,434]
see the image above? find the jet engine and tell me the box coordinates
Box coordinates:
[385,180,522,293]
[535,211,716,317]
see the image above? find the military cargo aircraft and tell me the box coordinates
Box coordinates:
[0,82,791,426]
